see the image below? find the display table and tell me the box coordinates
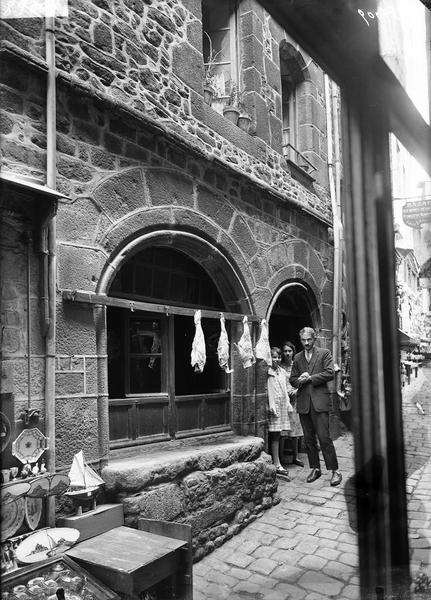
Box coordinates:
[66,522,192,599]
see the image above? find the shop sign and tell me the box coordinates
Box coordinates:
[402,199,431,228]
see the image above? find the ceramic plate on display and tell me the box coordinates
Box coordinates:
[1,497,25,542]
[15,527,80,564]
[27,473,70,498]
[25,496,43,530]
[12,428,48,464]
[1,481,31,505]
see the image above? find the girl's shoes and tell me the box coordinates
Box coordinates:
[276,466,291,481]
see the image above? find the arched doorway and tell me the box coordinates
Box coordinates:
[105,241,249,448]
[267,282,318,351]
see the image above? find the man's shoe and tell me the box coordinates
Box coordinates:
[330,470,342,487]
[306,468,321,483]
[292,458,304,467]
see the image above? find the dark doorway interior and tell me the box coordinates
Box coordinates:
[268,284,314,351]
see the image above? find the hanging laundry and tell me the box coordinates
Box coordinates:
[255,318,272,366]
[235,316,255,368]
[191,309,206,373]
[217,314,233,373]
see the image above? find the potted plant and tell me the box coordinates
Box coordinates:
[236,90,252,133]
[222,83,241,125]
[203,32,220,106]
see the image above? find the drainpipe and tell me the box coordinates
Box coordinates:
[45,13,57,527]
[324,75,342,394]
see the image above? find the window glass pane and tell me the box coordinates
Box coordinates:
[129,319,161,354]
[128,318,163,394]
[129,357,161,394]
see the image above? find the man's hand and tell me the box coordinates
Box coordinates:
[297,371,311,386]
[268,407,278,418]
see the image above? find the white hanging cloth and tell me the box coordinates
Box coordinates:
[217,314,233,373]
[255,318,272,366]
[235,316,255,368]
[191,309,206,373]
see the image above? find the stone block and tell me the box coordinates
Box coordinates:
[85,357,98,396]
[146,168,194,208]
[56,303,97,356]
[230,215,258,259]
[197,186,234,230]
[123,483,184,523]
[269,111,282,153]
[57,243,106,292]
[56,396,99,468]
[180,0,201,17]
[6,357,45,400]
[253,94,271,144]
[56,371,85,396]
[57,154,94,183]
[57,196,103,244]
[242,35,264,72]
[264,55,280,92]
[93,167,148,221]
[171,207,220,241]
[100,207,173,252]
[308,249,326,290]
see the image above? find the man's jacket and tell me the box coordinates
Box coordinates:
[289,346,334,413]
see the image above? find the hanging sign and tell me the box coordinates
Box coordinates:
[402,199,431,228]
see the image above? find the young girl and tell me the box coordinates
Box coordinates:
[280,341,304,467]
[267,346,293,477]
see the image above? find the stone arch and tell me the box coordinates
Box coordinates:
[97,228,254,315]
[266,239,328,294]
[279,40,311,86]
[267,278,322,333]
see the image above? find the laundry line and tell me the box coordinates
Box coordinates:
[62,290,261,323]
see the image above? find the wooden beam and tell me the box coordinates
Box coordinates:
[62,290,261,322]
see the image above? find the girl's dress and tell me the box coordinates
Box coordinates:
[267,366,292,434]
[281,363,304,438]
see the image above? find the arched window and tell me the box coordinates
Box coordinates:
[107,247,232,447]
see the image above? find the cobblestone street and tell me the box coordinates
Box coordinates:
[193,365,431,600]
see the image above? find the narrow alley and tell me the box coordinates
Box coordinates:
[193,365,431,600]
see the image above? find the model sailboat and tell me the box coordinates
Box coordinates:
[65,451,104,513]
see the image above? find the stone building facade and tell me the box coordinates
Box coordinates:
[0,0,335,557]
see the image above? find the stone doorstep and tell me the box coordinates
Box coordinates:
[102,434,266,491]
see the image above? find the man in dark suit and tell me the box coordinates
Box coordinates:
[290,327,342,487]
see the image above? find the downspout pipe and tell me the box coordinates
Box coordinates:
[324,75,342,394]
[45,14,57,527]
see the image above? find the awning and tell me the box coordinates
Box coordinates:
[398,329,421,347]
[0,172,68,200]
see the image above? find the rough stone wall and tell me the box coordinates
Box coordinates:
[1,0,332,222]
[103,436,279,561]
[0,0,335,470]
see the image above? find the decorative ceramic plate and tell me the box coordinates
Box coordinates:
[1,481,31,505]
[1,497,25,542]
[27,473,70,498]
[25,496,43,530]
[15,527,80,564]
[12,428,48,464]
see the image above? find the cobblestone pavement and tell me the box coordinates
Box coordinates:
[193,365,431,600]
